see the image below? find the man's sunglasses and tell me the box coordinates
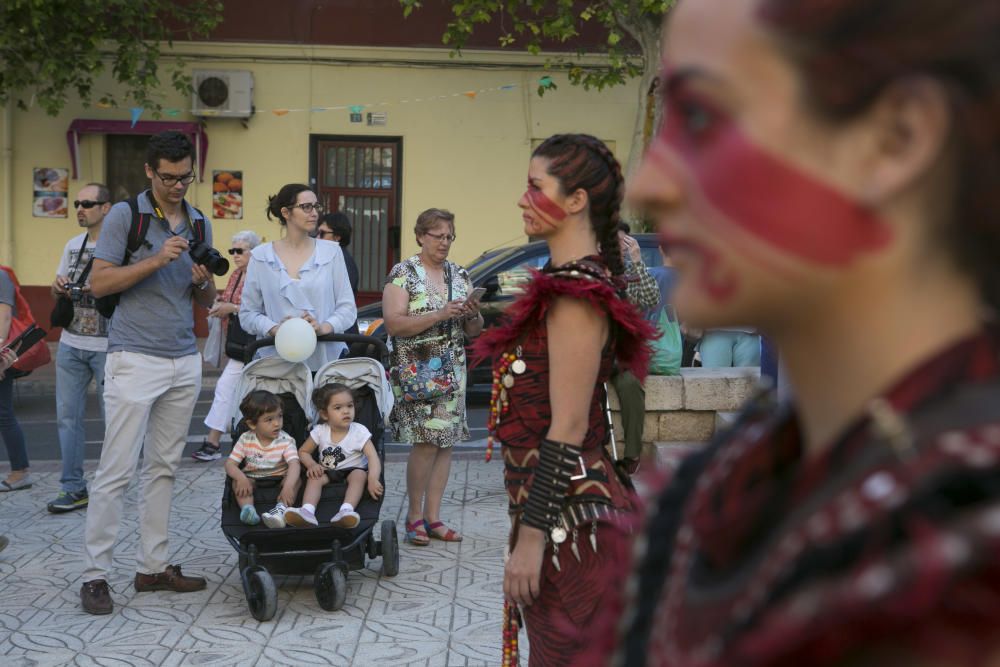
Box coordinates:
[74,200,107,209]
[228,248,246,256]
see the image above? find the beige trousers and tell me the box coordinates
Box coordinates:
[82,351,202,581]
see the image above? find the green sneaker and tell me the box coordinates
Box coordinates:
[47,490,89,513]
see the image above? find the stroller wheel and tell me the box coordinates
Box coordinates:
[246,569,277,621]
[315,563,347,612]
[381,520,400,577]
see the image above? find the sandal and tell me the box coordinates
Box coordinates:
[405,520,430,546]
[425,520,463,542]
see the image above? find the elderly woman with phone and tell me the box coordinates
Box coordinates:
[383,208,483,546]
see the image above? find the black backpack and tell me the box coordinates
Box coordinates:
[95,194,206,319]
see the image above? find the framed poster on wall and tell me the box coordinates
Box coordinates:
[213,170,243,219]
[33,167,69,217]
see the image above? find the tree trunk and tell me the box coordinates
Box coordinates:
[617,13,663,227]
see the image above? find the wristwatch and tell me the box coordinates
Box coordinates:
[194,280,211,291]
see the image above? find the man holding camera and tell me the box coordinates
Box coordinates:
[47,183,112,514]
[81,131,217,615]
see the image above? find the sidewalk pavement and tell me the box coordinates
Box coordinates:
[0,455,515,666]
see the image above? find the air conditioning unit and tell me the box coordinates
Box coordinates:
[191,69,254,118]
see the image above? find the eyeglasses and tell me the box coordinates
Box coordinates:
[228,248,246,255]
[315,230,336,239]
[424,231,456,243]
[154,170,196,186]
[290,203,324,214]
[73,200,107,209]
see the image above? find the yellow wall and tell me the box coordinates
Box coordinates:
[1,42,640,286]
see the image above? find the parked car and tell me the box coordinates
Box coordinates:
[357,234,662,397]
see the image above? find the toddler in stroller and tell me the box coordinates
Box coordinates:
[222,333,399,621]
[224,390,301,528]
[284,383,383,528]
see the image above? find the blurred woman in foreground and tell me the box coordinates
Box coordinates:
[589,1,1000,665]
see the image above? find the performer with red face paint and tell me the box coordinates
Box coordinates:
[473,134,654,666]
[584,0,1000,666]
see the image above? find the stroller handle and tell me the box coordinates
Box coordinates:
[244,332,390,365]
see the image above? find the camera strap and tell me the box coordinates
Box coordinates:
[69,234,88,276]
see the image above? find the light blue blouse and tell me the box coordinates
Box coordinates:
[239,239,357,370]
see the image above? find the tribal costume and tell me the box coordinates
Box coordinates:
[473,256,655,667]
[584,327,1000,667]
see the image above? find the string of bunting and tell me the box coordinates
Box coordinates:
[105,77,555,125]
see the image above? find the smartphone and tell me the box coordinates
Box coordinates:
[466,287,488,305]
[4,324,47,357]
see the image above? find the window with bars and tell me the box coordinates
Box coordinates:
[313,137,401,304]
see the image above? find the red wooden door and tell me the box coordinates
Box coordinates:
[316,139,401,305]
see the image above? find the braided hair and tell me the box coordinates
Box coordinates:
[532,134,626,276]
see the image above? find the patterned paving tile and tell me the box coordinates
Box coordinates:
[0,458,513,665]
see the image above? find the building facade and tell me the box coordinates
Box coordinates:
[0,0,642,329]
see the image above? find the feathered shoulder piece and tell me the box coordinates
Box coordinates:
[472,256,656,380]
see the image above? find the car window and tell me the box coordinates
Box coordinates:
[640,245,662,269]
[468,247,521,283]
[495,253,549,298]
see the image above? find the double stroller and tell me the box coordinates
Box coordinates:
[220,333,399,621]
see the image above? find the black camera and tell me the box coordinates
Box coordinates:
[189,242,229,276]
[66,282,87,302]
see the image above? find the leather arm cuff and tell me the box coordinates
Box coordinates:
[521,438,582,532]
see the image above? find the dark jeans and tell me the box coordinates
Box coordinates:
[0,374,28,471]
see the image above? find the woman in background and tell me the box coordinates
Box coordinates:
[192,230,260,461]
[240,184,356,370]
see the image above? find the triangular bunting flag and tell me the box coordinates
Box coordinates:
[130,107,144,127]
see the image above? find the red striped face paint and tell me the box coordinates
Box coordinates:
[524,186,567,229]
[652,70,892,268]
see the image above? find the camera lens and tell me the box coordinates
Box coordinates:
[190,242,230,276]
[208,252,229,276]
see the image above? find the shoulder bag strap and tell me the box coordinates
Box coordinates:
[442,262,453,340]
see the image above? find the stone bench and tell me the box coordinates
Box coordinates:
[608,368,760,458]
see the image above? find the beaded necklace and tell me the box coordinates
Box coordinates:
[485,345,524,461]
[501,601,521,665]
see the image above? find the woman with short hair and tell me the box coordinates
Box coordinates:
[383,208,483,546]
[192,229,261,461]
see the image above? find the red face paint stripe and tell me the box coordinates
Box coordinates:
[525,188,567,224]
[648,145,806,287]
[654,94,892,267]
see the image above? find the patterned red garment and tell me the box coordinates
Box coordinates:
[581,327,1000,667]
[471,256,656,667]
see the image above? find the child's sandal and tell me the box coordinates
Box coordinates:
[425,520,462,542]
[405,520,430,546]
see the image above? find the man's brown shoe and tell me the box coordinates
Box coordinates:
[134,565,207,593]
[81,579,113,615]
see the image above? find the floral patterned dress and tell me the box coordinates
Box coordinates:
[386,255,471,448]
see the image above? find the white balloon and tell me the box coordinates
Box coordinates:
[275,317,317,363]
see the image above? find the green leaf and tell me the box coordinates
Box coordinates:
[0,0,222,116]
